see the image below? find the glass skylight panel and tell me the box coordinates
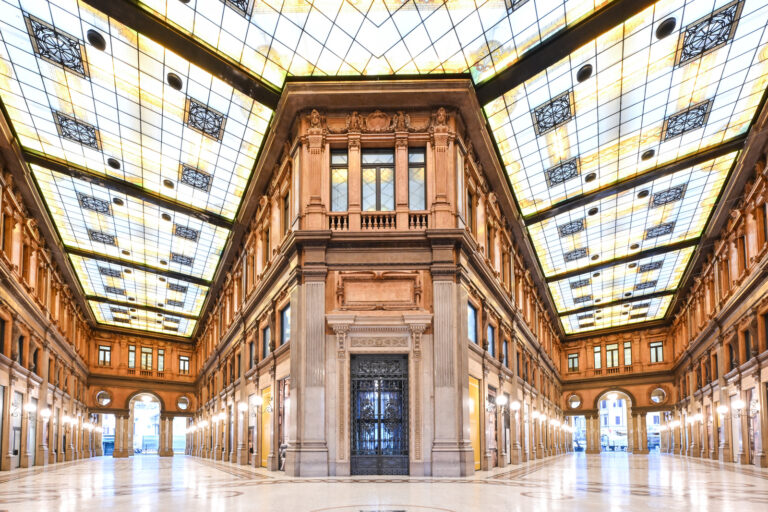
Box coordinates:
[32,165,228,281]
[89,300,195,336]
[560,295,672,334]
[528,153,734,276]
[0,0,272,220]
[69,254,208,316]
[548,246,694,311]
[136,0,613,86]
[486,0,768,216]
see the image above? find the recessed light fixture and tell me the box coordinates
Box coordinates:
[576,64,593,82]
[625,292,632,297]
[622,311,629,315]
[159,277,166,282]
[128,297,135,301]
[166,72,183,91]
[130,308,136,312]
[585,172,597,183]
[591,254,599,261]
[595,298,601,303]
[121,250,130,256]
[161,213,172,221]
[656,17,677,39]
[588,207,598,216]
[641,149,656,161]
[593,272,600,277]
[86,29,107,51]
[628,263,637,269]
[160,260,168,265]
[638,190,650,199]
[107,158,121,169]
[157,303,164,307]
[112,197,124,206]
[124,269,132,274]
[630,243,639,250]
[163,179,175,189]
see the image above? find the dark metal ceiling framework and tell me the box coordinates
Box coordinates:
[0,0,764,340]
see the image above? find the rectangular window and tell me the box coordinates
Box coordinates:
[157,349,165,372]
[128,345,136,369]
[568,353,579,371]
[650,341,664,363]
[467,303,478,344]
[331,150,348,211]
[362,150,395,211]
[249,341,255,368]
[615,416,621,426]
[739,235,748,271]
[606,343,619,368]
[179,355,189,375]
[487,325,495,357]
[281,305,291,345]
[282,192,290,235]
[98,345,111,366]
[262,326,271,358]
[603,415,608,426]
[763,203,768,246]
[140,347,152,370]
[623,341,632,366]
[466,191,475,233]
[593,346,602,369]
[502,341,509,367]
[262,228,270,267]
[408,149,426,210]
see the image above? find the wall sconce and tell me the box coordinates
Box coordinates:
[531,411,540,420]
[716,405,728,416]
[40,408,51,420]
[694,413,703,423]
[23,402,36,414]
[237,401,248,413]
[509,400,521,412]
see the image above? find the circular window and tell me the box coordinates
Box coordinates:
[177,396,190,410]
[650,388,667,404]
[568,394,582,409]
[96,391,111,407]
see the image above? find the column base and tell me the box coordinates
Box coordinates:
[36,447,48,466]
[236,447,249,465]
[754,452,767,468]
[430,445,474,477]
[283,444,329,477]
[510,445,522,465]
[213,448,222,461]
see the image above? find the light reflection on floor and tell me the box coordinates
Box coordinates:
[0,452,766,511]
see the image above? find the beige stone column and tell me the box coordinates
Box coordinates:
[756,379,767,467]
[429,276,473,476]
[36,343,50,465]
[284,274,329,477]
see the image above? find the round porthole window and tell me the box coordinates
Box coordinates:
[177,396,190,410]
[650,388,667,404]
[568,394,582,409]
[96,391,111,407]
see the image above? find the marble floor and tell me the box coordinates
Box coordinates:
[0,453,767,511]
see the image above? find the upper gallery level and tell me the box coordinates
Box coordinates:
[192,79,563,383]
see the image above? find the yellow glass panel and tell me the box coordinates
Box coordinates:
[560,295,673,334]
[88,300,196,336]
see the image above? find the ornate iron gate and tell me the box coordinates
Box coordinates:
[350,354,409,475]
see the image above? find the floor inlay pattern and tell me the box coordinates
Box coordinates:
[0,453,766,510]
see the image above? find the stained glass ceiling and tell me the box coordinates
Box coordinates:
[0,0,763,338]
[136,0,614,86]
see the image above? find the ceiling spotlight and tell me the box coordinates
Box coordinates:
[638,190,650,199]
[630,243,639,250]
[585,172,597,183]
[107,158,121,169]
[628,263,637,269]
[576,63,593,83]
[161,213,172,221]
[624,292,632,297]
[166,72,184,91]
[160,259,168,265]
[641,149,656,161]
[656,17,677,40]
[595,298,601,303]
[112,197,124,206]
[163,179,175,189]
[588,207,598,216]
[591,254,599,260]
[87,29,107,51]
[593,272,600,277]
[128,297,135,301]
[121,250,130,256]
[124,269,132,274]
[159,277,166,282]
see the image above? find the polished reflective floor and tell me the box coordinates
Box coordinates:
[1,453,767,511]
